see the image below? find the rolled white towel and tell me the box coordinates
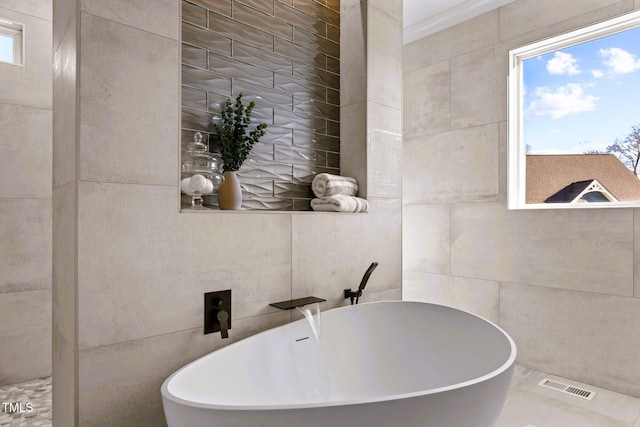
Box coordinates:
[311,173,358,198]
[311,195,368,213]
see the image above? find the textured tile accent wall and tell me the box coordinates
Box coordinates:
[181,0,340,210]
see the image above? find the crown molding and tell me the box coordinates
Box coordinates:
[403,0,516,44]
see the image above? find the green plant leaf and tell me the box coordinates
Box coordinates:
[213,93,268,172]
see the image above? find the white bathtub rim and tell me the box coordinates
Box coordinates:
[161,300,517,412]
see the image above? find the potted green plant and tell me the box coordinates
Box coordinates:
[213,93,267,209]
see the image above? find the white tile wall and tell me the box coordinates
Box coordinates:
[0,104,52,198]
[0,0,52,387]
[53,1,404,424]
[79,13,179,186]
[403,0,640,398]
[502,283,640,396]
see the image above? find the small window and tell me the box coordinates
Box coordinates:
[0,18,24,65]
[580,191,611,203]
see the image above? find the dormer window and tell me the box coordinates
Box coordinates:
[545,179,618,203]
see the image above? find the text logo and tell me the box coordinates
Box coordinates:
[1,402,34,413]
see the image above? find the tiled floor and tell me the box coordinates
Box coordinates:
[496,365,640,427]
[0,378,51,427]
[1,366,639,426]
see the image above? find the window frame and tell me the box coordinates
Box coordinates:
[0,18,24,66]
[507,10,640,210]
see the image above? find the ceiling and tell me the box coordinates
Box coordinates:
[403,0,516,44]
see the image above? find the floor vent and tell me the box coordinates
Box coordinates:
[538,379,596,400]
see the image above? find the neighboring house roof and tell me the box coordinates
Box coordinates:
[544,179,618,203]
[526,154,640,204]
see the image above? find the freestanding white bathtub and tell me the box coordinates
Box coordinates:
[161,301,516,427]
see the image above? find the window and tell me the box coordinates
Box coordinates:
[0,18,24,66]
[508,10,640,209]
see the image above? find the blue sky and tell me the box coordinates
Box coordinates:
[0,34,13,63]
[524,26,640,154]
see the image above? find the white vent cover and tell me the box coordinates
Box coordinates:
[538,378,596,400]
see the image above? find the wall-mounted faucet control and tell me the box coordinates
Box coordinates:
[204,290,231,338]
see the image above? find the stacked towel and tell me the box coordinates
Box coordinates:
[310,174,367,213]
[311,173,358,198]
[311,195,369,213]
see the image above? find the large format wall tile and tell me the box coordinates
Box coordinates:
[403,124,500,203]
[403,271,499,324]
[499,0,627,41]
[496,2,633,63]
[402,0,640,399]
[501,283,640,397]
[403,204,450,274]
[367,5,402,110]
[367,103,402,199]
[291,198,402,301]
[0,0,52,394]
[77,181,292,349]
[0,199,51,294]
[52,17,77,189]
[368,0,402,21]
[81,0,179,40]
[403,61,450,139]
[0,290,52,385]
[53,0,75,51]
[52,13,77,422]
[2,0,50,19]
[52,182,76,348]
[339,1,365,107]
[0,103,52,199]
[79,312,291,426]
[450,46,506,129]
[79,328,220,427]
[402,9,499,74]
[62,1,403,425]
[80,13,179,186]
[339,101,367,196]
[451,203,634,295]
[52,326,76,427]
[52,182,77,426]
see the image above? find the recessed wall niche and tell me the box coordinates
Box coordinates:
[180,0,340,211]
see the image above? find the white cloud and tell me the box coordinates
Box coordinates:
[546,51,582,75]
[525,83,599,119]
[591,69,604,78]
[599,47,640,74]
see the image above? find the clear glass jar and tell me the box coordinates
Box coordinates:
[181,132,224,209]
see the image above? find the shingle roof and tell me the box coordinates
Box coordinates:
[544,179,615,203]
[526,154,640,203]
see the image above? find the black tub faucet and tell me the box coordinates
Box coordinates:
[344,262,379,305]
